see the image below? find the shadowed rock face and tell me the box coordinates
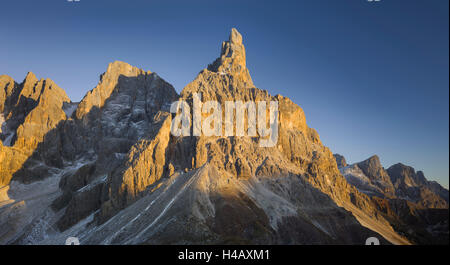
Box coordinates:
[340,155,448,244]
[356,155,396,198]
[54,61,179,229]
[341,157,448,209]
[387,163,448,208]
[0,61,179,238]
[388,163,427,186]
[333,154,347,168]
[0,29,446,245]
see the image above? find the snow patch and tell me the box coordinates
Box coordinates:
[62,102,79,118]
[76,175,108,193]
[238,176,298,229]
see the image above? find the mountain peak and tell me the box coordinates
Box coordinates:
[356,155,395,193]
[206,28,253,87]
[229,28,243,45]
[23,71,38,85]
[0,74,14,82]
[105,61,145,74]
[387,163,427,186]
[357,155,386,174]
[76,61,154,119]
[333,153,347,168]
[368,154,380,161]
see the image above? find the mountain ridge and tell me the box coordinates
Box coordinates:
[337,153,448,244]
[0,29,446,245]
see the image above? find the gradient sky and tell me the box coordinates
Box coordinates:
[1,0,448,187]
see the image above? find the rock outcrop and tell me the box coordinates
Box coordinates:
[334,154,347,168]
[206,28,253,89]
[0,75,19,115]
[355,155,396,198]
[0,73,70,186]
[54,61,179,229]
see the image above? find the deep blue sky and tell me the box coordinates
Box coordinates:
[1,0,448,187]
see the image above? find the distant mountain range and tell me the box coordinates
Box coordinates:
[337,154,448,244]
[0,29,447,245]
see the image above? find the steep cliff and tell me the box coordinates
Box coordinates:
[2,29,446,245]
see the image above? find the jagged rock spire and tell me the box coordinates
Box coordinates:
[221,28,245,66]
[207,28,253,88]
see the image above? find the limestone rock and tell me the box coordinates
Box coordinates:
[146,29,405,244]
[334,153,347,168]
[0,75,19,114]
[356,155,396,197]
[2,29,446,245]
[206,28,254,88]
[0,73,70,186]
[387,163,448,208]
[99,112,173,222]
[76,61,151,120]
[56,62,178,227]
[341,155,449,244]
[82,29,408,245]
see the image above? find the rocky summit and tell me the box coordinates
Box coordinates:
[0,29,447,245]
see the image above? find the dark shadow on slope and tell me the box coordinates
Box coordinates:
[6,73,179,236]
[371,197,449,244]
[133,167,391,245]
[0,95,39,145]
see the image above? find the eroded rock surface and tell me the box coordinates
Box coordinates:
[339,156,448,244]
[334,154,347,168]
[0,29,447,245]
[1,73,70,186]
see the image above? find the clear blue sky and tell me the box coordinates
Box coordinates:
[1,0,448,187]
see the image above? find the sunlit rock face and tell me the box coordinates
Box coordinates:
[91,28,407,245]
[0,29,447,245]
[206,28,253,89]
[0,75,18,114]
[0,73,70,186]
